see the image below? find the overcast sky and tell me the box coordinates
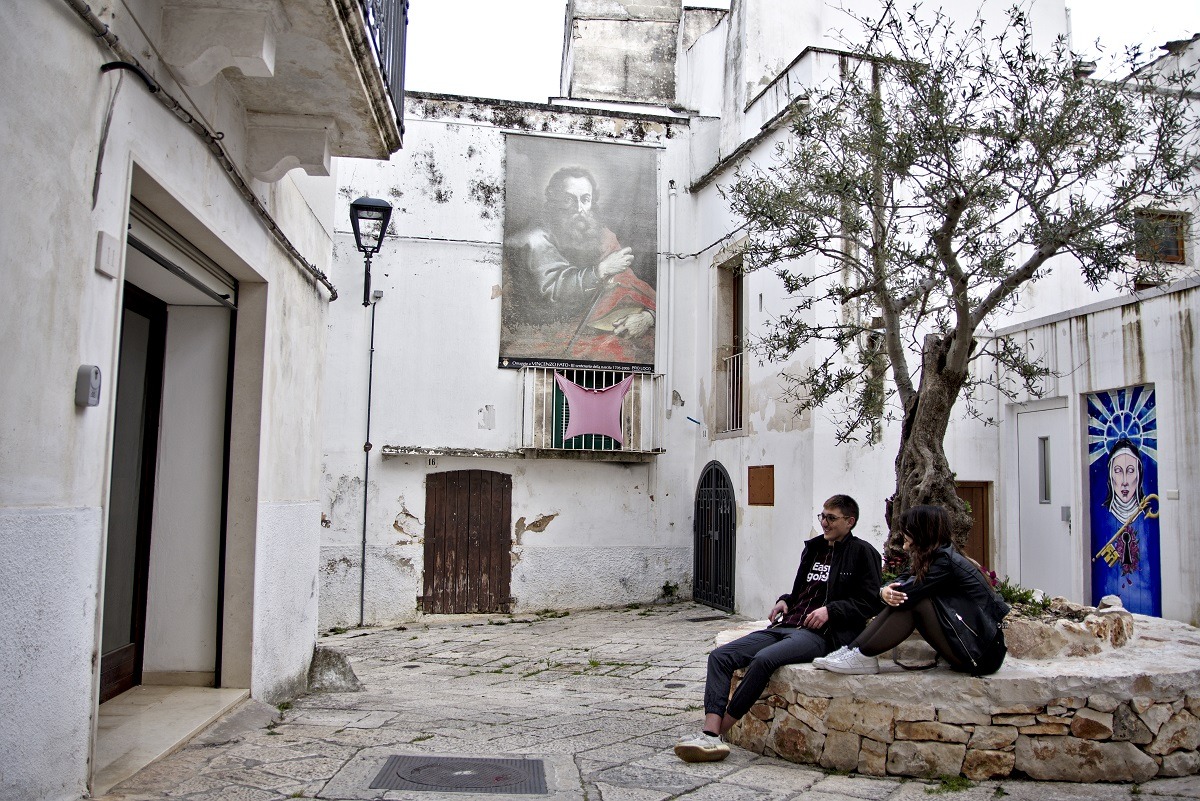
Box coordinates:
[404,1,1200,102]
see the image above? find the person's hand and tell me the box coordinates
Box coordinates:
[613,309,653,338]
[881,582,907,607]
[803,606,830,629]
[769,600,788,623]
[596,247,633,279]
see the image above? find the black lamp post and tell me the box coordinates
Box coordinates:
[349,196,393,307]
[349,196,393,627]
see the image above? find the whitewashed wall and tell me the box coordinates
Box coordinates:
[321,99,696,627]
[0,3,333,797]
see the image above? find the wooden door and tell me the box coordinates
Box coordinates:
[423,470,512,614]
[955,480,991,570]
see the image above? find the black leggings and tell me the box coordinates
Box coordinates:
[852,598,968,671]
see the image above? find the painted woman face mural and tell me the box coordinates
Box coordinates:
[1104,438,1144,522]
[1087,386,1160,615]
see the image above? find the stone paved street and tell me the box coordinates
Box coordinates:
[99,603,1200,801]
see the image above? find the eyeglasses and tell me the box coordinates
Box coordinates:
[817,513,845,523]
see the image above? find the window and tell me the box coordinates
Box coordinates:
[716,254,745,434]
[1134,210,1187,265]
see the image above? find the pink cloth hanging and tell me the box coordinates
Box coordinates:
[554,373,634,444]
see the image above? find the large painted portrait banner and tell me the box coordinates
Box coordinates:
[1087,385,1161,616]
[500,135,658,372]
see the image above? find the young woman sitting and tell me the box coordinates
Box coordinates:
[813,504,1010,676]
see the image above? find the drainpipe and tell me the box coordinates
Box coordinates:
[666,180,677,416]
[359,291,382,627]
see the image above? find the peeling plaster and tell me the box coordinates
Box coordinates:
[515,513,558,537]
[391,497,422,543]
[491,284,502,299]
[477,404,496,430]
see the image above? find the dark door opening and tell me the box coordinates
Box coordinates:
[100,283,167,703]
[693,461,736,612]
[422,470,513,614]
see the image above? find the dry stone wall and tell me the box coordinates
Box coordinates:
[723,615,1200,783]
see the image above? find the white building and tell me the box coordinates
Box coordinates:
[320,0,1198,632]
[0,1,406,798]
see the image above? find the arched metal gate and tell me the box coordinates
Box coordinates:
[693,461,736,612]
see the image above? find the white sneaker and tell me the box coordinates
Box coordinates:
[674,731,730,762]
[815,647,879,675]
[812,645,850,668]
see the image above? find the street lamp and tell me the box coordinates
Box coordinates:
[349,196,393,306]
[349,196,393,626]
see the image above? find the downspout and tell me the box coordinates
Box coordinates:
[667,180,678,417]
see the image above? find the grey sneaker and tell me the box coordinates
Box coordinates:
[815,647,879,675]
[812,645,850,668]
[674,731,730,762]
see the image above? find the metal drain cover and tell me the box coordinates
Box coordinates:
[370,755,547,794]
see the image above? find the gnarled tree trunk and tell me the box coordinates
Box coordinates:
[887,335,972,563]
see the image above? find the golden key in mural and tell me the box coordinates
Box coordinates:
[1093,493,1159,566]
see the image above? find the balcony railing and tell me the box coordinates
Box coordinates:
[520,367,666,460]
[360,0,408,134]
[718,351,744,434]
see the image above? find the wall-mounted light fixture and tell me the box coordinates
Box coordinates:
[349,196,393,307]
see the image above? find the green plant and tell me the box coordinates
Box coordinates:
[925,775,974,794]
[661,580,679,599]
[276,701,293,712]
[996,576,1051,611]
[328,626,348,635]
[411,733,434,743]
[993,786,1007,797]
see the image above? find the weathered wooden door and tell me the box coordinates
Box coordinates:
[955,481,991,570]
[693,461,736,612]
[423,470,512,613]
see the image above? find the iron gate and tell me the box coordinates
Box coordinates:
[693,461,736,612]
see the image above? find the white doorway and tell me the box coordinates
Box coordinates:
[1016,404,1077,600]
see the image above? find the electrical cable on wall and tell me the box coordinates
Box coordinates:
[62,0,340,301]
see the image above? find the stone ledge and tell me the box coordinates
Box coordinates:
[722,615,1200,783]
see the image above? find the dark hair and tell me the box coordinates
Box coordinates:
[1103,438,1144,510]
[824,494,859,529]
[898,505,953,580]
[545,166,599,207]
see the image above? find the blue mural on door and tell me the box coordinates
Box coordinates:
[1087,385,1160,615]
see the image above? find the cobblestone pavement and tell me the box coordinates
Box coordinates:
[100,603,1200,801]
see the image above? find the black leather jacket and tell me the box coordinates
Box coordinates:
[894,545,1011,674]
[779,532,884,648]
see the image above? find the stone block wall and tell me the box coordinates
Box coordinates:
[724,638,1200,783]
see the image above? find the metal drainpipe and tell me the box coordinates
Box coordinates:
[359,295,380,627]
[667,180,677,412]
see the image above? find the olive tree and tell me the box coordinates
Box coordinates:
[724,3,1199,554]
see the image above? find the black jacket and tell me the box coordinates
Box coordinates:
[778,532,884,648]
[894,545,1011,675]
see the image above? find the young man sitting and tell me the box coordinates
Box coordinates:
[674,494,883,762]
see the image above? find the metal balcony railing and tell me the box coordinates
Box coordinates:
[520,367,666,458]
[360,0,408,132]
[718,351,744,434]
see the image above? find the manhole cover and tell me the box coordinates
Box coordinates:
[370,755,547,794]
[686,615,729,622]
